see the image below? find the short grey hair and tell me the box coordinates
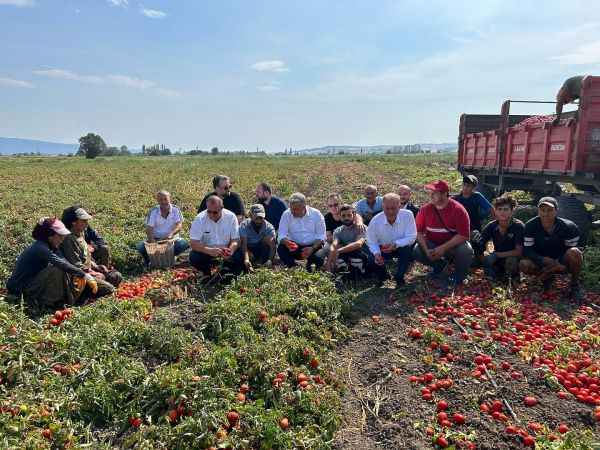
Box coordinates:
[382,193,401,204]
[156,190,171,198]
[289,192,306,206]
[398,184,411,192]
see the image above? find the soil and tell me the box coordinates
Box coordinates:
[333,271,600,450]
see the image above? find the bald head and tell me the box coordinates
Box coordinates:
[364,185,378,203]
[398,185,412,204]
[206,195,224,221]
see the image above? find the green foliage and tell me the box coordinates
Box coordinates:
[78,133,106,159]
[0,269,348,449]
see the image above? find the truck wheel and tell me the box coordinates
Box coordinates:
[557,195,591,246]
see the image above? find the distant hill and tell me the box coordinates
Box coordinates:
[295,143,457,155]
[0,137,78,155]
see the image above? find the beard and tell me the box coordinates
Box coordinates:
[342,220,354,226]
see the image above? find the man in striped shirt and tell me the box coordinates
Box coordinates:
[519,197,584,300]
[413,180,473,289]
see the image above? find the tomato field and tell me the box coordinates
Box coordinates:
[1,154,600,449]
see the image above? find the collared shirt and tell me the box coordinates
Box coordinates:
[190,209,239,247]
[239,218,276,245]
[260,196,287,230]
[416,199,470,245]
[278,206,326,246]
[366,210,417,255]
[523,216,579,262]
[145,204,184,240]
[481,219,525,253]
[354,196,384,219]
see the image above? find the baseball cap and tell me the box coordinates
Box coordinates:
[74,208,92,220]
[537,196,558,209]
[463,174,478,186]
[424,180,450,193]
[249,204,266,218]
[39,217,71,236]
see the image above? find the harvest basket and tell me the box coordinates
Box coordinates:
[144,239,175,269]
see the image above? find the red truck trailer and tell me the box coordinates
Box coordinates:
[458,75,600,242]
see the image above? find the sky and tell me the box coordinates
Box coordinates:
[1,0,600,152]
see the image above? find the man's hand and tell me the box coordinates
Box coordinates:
[380,243,395,254]
[87,244,95,254]
[429,246,445,261]
[356,223,367,234]
[374,253,385,266]
[222,247,233,260]
[97,265,109,274]
[244,259,254,272]
[285,240,299,251]
[300,246,313,259]
[207,247,224,258]
[542,257,558,268]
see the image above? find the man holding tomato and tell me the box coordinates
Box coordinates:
[189,196,243,275]
[366,193,417,287]
[277,192,326,271]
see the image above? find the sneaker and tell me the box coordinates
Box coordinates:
[569,283,586,303]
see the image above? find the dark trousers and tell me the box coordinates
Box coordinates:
[337,247,372,271]
[413,240,474,283]
[189,249,243,275]
[248,242,271,265]
[367,245,413,282]
[277,243,325,270]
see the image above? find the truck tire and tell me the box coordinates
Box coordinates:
[557,195,591,246]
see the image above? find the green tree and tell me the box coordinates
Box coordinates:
[211,146,219,155]
[78,133,106,159]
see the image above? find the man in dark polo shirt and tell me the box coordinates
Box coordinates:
[519,196,584,300]
[255,182,287,231]
[198,175,245,223]
[554,75,585,124]
[479,194,524,280]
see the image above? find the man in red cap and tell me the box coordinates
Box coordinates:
[413,180,473,289]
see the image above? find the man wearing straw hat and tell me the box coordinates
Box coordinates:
[136,191,189,266]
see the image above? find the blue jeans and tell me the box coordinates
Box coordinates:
[136,238,189,265]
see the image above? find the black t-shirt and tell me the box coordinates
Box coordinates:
[324,212,343,232]
[198,191,245,216]
[403,202,420,218]
[480,219,525,253]
[524,216,580,260]
[260,196,287,230]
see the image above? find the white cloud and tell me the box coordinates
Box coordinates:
[33,68,180,98]
[251,60,289,73]
[141,8,166,19]
[550,40,600,65]
[0,77,34,88]
[257,84,281,92]
[107,74,156,90]
[33,68,104,84]
[0,0,34,7]
[107,0,128,6]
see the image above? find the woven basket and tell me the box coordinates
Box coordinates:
[144,239,175,269]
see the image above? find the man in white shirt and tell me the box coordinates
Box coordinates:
[136,191,189,265]
[277,192,327,270]
[366,193,417,287]
[189,195,242,275]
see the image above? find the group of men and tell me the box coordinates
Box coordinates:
[135,173,584,299]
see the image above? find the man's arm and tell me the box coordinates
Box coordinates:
[168,221,183,239]
[477,192,493,218]
[190,239,223,257]
[366,221,380,255]
[277,212,290,243]
[437,233,468,253]
[263,235,276,261]
[338,238,366,254]
[523,231,544,266]
[394,214,417,248]
[145,225,155,242]
[496,245,522,259]
[85,227,107,247]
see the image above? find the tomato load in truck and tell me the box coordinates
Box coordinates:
[457,75,600,244]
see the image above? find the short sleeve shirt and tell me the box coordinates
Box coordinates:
[480,219,525,253]
[324,212,343,232]
[524,216,580,259]
[239,218,276,245]
[354,197,384,218]
[145,205,184,240]
[189,209,240,247]
[333,225,365,247]
[415,199,471,245]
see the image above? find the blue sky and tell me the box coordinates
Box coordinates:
[1,0,599,151]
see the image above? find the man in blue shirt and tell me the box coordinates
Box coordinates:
[255,182,287,231]
[354,185,384,225]
[453,175,492,257]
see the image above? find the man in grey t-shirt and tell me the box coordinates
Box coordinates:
[325,204,370,273]
[239,204,276,271]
